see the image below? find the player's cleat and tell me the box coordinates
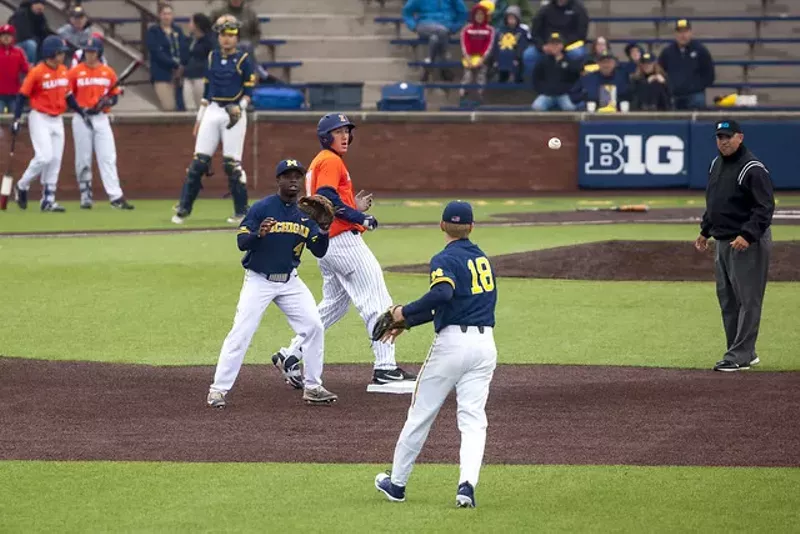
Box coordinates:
[714,360,751,372]
[111,198,135,210]
[303,385,338,404]
[226,214,245,224]
[750,356,761,366]
[207,390,226,408]
[372,367,417,384]
[172,208,189,224]
[375,472,406,502]
[80,202,93,209]
[13,184,27,210]
[271,350,303,389]
[41,201,66,212]
[456,482,476,508]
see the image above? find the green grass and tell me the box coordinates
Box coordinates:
[2,223,800,370]
[0,462,798,533]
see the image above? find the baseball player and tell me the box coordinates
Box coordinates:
[207,159,337,408]
[373,201,497,508]
[172,15,255,226]
[68,36,134,210]
[271,113,416,388]
[70,32,108,68]
[12,35,93,212]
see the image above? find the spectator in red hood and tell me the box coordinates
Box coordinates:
[0,24,30,113]
[459,2,495,104]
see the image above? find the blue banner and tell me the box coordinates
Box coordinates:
[579,121,691,188]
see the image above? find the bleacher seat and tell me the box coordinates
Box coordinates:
[377,82,426,111]
[260,61,303,84]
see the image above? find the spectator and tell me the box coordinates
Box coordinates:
[459,2,494,104]
[57,5,94,51]
[492,5,527,82]
[573,51,630,112]
[491,0,532,29]
[0,24,29,113]
[629,52,671,111]
[531,32,580,110]
[622,42,643,75]
[582,36,612,75]
[8,0,49,64]
[182,13,214,111]
[523,0,589,78]
[658,19,715,110]
[146,3,186,111]
[210,0,260,51]
[402,0,468,68]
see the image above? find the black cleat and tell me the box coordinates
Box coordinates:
[714,360,749,372]
[13,184,27,210]
[456,482,476,508]
[111,198,135,210]
[372,367,417,384]
[41,201,66,212]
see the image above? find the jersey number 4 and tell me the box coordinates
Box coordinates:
[293,242,305,257]
[467,257,495,294]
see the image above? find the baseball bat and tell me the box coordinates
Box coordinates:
[0,131,18,211]
[576,204,650,213]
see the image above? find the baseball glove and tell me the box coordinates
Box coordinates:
[297,194,335,231]
[225,103,242,130]
[371,305,408,343]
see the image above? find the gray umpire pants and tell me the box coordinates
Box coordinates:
[714,228,772,365]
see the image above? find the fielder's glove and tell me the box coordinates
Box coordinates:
[297,194,335,231]
[363,215,378,231]
[225,103,243,130]
[371,305,408,343]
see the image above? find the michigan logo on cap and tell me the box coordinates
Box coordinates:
[677,19,689,28]
[286,159,298,167]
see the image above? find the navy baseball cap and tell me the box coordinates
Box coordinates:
[442,200,474,225]
[715,120,742,136]
[275,159,306,177]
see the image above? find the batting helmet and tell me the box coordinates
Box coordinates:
[41,35,69,59]
[317,113,355,149]
[0,24,15,37]
[81,34,103,54]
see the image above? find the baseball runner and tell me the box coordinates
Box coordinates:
[172,15,255,225]
[12,35,94,212]
[68,36,134,210]
[271,113,417,389]
[207,159,337,408]
[373,201,497,508]
[70,32,108,68]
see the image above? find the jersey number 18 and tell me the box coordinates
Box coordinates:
[467,257,495,294]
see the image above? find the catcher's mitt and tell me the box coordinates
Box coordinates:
[225,103,242,130]
[298,194,335,231]
[371,305,408,343]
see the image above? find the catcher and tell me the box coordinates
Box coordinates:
[172,14,256,225]
[372,200,498,508]
[207,159,338,408]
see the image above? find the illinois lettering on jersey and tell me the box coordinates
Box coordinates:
[306,149,364,237]
[20,62,70,116]
[68,63,120,111]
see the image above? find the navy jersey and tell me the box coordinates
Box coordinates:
[237,195,329,281]
[428,239,497,332]
[203,48,256,103]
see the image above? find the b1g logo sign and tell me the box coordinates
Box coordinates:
[585,134,686,175]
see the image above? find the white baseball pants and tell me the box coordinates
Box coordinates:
[211,269,325,393]
[390,326,497,487]
[72,114,124,202]
[195,101,247,160]
[17,110,65,204]
[283,230,397,370]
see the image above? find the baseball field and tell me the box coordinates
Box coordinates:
[2,195,800,533]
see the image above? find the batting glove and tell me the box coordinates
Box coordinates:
[363,215,378,231]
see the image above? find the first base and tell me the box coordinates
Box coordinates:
[366,381,416,395]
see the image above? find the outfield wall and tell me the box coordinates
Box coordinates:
[1,112,797,199]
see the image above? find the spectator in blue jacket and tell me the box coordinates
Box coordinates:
[572,51,630,112]
[523,0,589,81]
[531,32,580,110]
[182,13,214,110]
[658,19,715,110]
[402,0,468,66]
[492,5,528,82]
[146,3,187,111]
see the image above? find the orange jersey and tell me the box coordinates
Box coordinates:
[19,62,70,116]
[306,149,364,238]
[68,63,120,111]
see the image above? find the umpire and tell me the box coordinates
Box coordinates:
[695,119,775,372]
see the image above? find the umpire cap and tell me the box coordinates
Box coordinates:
[275,159,306,177]
[715,119,743,136]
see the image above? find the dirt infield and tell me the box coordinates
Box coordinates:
[389,241,800,282]
[496,207,800,225]
[1,357,798,467]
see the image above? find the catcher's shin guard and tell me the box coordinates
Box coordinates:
[178,153,212,215]
[224,157,249,216]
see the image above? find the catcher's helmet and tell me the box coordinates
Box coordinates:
[275,158,307,177]
[41,35,69,59]
[317,113,355,149]
[81,34,103,54]
[213,15,241,35]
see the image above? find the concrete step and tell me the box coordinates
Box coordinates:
[272,35,402,60]
[291,57,411,82]
[267,13,394,37]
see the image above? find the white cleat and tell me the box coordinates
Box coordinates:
[171,214,185,225]
[226,215,244,224]
[206,390,226,408]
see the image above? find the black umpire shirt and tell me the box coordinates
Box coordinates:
[701,144,775,243]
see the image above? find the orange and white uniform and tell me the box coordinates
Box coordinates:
[280,148,399,372]
[16,62,70,204]
[68,62,125,203]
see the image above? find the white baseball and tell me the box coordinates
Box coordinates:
[548,137,561,150]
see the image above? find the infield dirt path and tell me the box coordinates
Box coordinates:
[1,358,798,467]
